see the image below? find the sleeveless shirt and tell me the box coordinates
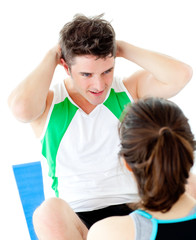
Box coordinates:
[40,76,139,212]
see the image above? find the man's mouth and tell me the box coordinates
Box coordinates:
[89,90,104,96]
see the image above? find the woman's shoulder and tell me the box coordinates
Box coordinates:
[87,215,135,240]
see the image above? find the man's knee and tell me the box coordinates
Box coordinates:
[33,197,69,228]
[33,197,88,240]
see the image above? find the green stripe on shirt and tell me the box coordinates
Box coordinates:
[41,97,78,196]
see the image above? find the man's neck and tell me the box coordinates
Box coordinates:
[64,78,97,114]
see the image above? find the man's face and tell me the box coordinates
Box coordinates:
[69,55,115,106]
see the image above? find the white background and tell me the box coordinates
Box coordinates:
[1,0,196,239]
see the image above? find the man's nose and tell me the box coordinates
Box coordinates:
[92,76,105,91]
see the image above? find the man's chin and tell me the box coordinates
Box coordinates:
[89,100,104,106]
[88,90,109,105]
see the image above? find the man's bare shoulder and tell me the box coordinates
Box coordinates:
[30,90,54,138]
[122,70,147,100]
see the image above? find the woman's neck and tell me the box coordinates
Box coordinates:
[147,193,196,220]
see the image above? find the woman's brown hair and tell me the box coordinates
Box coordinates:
[119,97,196,212]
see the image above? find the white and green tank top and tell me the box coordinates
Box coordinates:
[40,76,139,212]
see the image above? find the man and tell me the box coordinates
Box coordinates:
[8,14,194,240]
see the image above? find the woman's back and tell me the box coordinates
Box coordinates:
[87,97,196,240]
[131,197,196,240]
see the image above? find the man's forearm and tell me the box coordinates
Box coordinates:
[116,40,192,87]
[8,46,59,122]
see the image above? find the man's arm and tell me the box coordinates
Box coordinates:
[8,45,61,123]
[116,41,193,99]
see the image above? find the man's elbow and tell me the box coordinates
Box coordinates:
[181,63,193,86]
[173,63,193,94]
[8,96,36,123]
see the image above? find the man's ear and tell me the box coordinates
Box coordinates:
[123,159,132,172]
[60,58,71,76]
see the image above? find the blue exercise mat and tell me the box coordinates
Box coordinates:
[13,161,45,240]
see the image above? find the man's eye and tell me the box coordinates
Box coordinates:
[82,73,91,77]
[104,69,112,74]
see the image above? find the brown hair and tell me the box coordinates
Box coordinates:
[59,13,116,67]
[119,97,196,212]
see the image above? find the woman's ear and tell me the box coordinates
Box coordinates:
[60,58,71,76]
[123,159,132,172]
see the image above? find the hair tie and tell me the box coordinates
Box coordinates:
[158,126,171,136]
